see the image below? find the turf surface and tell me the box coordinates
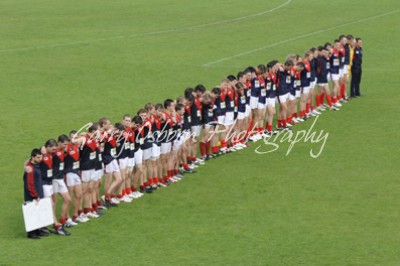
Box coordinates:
[0,0,399,265]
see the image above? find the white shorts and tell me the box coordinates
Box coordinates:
[151,144,161,160]
[288,93,296,101]
[134,149,143,166]
[161,142,171,155]
[172,138,183,151]
[217,115,225,125]
[127,157,135,168]
[105,159,120,173]
[339,68,344,77]
[318,83,328,86]
[52,179,68,194]
[343,65,349,75]
[142,148,152,161]
[310,81,316,88]
[118,157,128,170]
[330,73,340,81]
[43,184,54,198]
[327,73,331,81]
[66,172,81,187]
[302,86,312,94]
[250,96,258,109]
[257,102,265,109]
[203,123,213,130]
[94,169,103,181]
[224,112,234,126]
[267,97,276,107]
[182,130,191,142]
[191,125,201,137]
[245,104,251,117]
[81,169,95,183]
[237,112,246,120]
[295,90,301,98]
[277,93,289,104]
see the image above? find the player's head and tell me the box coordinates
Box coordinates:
[58,134,70,150]
[144,102,155,115]
[237,71,246,84]
[304,50,313,60]
[114,122,125,134]
[211,87,221,97]
[136,109,147,121]
[220,79,230,90]
[266,60,277,72]
[201,92,212,105]
[339,35,347,44]
[99,117,111,130]
[184,87,194,99]
[333,39,341,49]
[164,99,175,112]
[244,66,256,80]
[131,115,143,129]
[235,82,245,95]
[194,84,206,97]
[176,96,187,105]
[257,64,266,75]
[356,37,362,47]
[284,59,294,70]
[295,62,305,72]
[45,139,57,154]
[31,148,42,163]
[122,114,131,128]
[324,42,332,52]
[175,103,185,115]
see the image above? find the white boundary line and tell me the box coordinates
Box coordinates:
[0,0,292,54]
[202,9,400,67]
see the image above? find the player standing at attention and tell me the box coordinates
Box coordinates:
[351,37,363,97]
[264,61,278,134]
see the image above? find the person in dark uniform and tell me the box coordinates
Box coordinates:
[351,38,363,97]
[23,149,46,239]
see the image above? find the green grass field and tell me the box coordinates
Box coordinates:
[1,0,399,265]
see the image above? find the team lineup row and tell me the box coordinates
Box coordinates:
[23,34,363,239]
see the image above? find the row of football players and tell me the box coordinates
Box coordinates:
[23,34,357,236]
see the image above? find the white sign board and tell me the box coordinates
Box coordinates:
[22,198,54,232]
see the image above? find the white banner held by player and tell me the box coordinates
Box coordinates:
[22,198,54,232]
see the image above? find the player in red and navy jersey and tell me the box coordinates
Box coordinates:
[146,103,162,189]
[316,46,337,111]
[99,117,123,207]
[122,115,139,197]
[339,35,350,101]
[114,122,132,203]
[64,130,87,224]
[51,135,73,232]
[210,87,224,156]
[233,82,248,148]
[275,60,293,130]
[298,52,313,121]
[177,97,196,173]
[253,64,267,138]
[328,40,343,108]
[200,92,215,159]
[221,79,235,152]
[130,115,145,197]
[137,109,154,192]
[264,60,277,136]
